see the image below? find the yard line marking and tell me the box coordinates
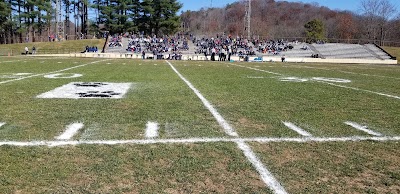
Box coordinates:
[55,123,84,140]
[0,122,5,128]
[0,60,23,64]
[319,81,400,100]
[236,140,288,194]
[166,61,286,193]
[282,122,312,137]
[230,63,283,76]
[228,63,400,100]
[145,121,159,138]
[344,121,383,136]
[288,65,400,80]
[0,59,110,85]
[1,136,400,147]
[166,61,238,137]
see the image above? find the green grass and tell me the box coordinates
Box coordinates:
[382,46,400,63]
[0,39,105,56]
[0,57,399,193]
[0,143,271,193]
[251,141,400,194]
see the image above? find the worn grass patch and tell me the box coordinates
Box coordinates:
[0,143,271,193]
[250,141,400,193]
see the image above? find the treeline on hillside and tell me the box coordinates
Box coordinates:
[181,0,400,46]
[0,0,182,44]
[95,0,182,35]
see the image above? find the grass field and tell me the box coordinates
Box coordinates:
[0,56,399,193]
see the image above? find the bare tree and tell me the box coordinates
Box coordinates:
[359,0,397,45]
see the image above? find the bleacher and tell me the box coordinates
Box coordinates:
[311,43,392,60]
[364,44,392,59]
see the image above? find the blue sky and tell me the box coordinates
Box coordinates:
[179,0,400,14]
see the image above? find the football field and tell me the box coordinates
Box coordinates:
[0,57,399,193]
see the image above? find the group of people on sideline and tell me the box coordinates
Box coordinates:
[23,46,36,55]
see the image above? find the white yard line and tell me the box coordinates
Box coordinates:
[228,63,400,100]
[145,121,159,138]
[55,123,84,140]
[344,121,383,136]
[166,61,238,137]
[167,61,287,194]
[0,136,399,147]
[282,122,312,137]
[230,63,283,76]
[0,59,110,85]
[0,59,23,64]
[320,81,400,100]
[288,65,400,80]
[0,122,5,128]
[236,140,288,194]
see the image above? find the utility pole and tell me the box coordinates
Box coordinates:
[56,0,64,41]
[244,0,251,40]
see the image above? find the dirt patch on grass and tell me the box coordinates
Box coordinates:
[0,143,271,193]
[251,141,400,193]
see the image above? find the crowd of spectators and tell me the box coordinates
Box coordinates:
[255,39,295,55]
[125,33,189,60]
[193,35,256,61]
[84,45,98,53]
[108,35,123,47]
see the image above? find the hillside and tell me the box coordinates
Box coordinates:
[181,0,400,46]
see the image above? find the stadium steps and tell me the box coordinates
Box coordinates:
[307,43,323,58]
[364,44,392,59]
[105,37,129,53]
[362,44,383,60]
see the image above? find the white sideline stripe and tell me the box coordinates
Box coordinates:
[0,59,110,85]
[228,63,400,100]
[0,136,399,147]
[344,121,382,136]
[236,141,287,194]
[55,123,84,140]
[320,81,400,100]
[0,60,22,63]
[282,122,312,137]
[230,63,283,76]
[291,65,400,80]
[0,122,5,128]
[300,66,400,79]
[145,122,159,138]
[166,61,238,137]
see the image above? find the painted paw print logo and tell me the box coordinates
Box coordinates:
[76,91,121,98]
[37,82,132,99]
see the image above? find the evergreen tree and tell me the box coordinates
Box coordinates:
[304,19,325,43]
[0,0,11,43]
[152,0,182,35]
[139,0,154,34]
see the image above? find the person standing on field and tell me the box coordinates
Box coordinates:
[25,46,29,55]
